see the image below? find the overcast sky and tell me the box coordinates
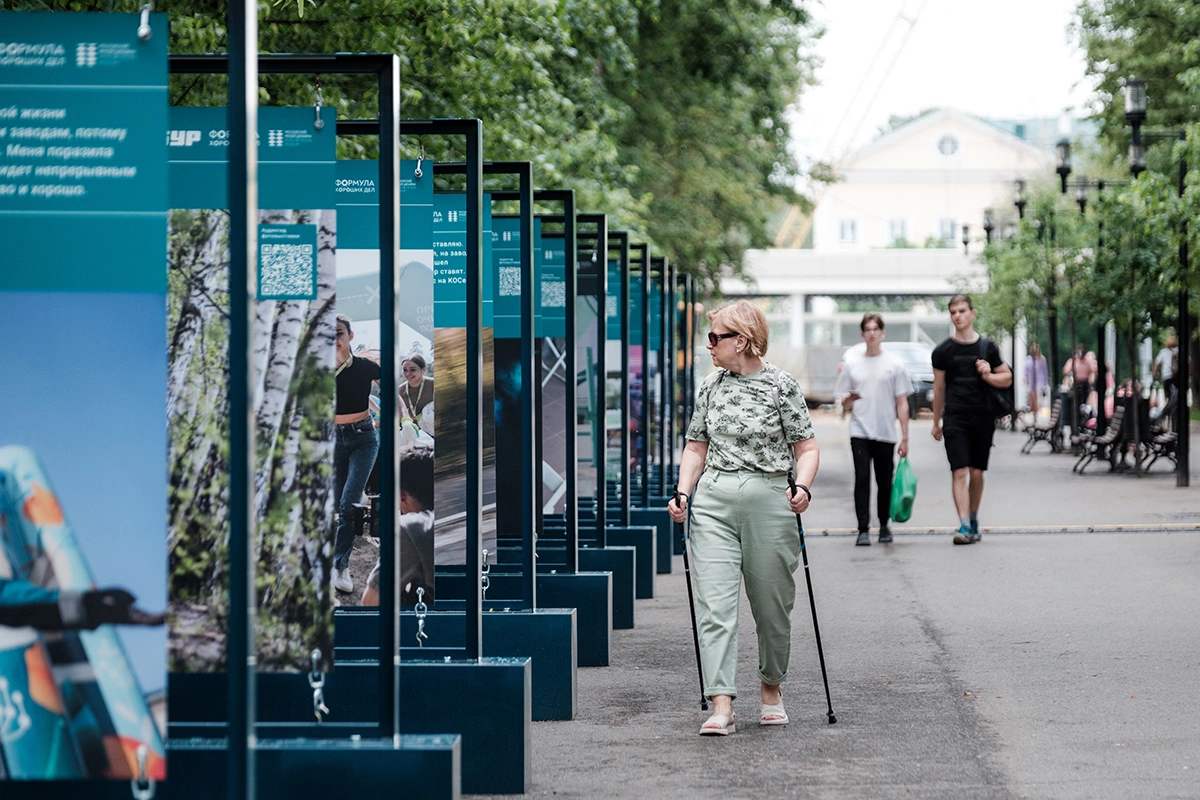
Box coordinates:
[790,0,1098,167]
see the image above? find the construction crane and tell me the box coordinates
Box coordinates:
[775,0,929,248]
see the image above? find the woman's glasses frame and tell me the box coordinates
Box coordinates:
[707,331,738,347]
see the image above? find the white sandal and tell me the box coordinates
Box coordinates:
[699,711,736,736]
[760,701,789,726]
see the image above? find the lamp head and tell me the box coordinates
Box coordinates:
[1123,77,1147,124]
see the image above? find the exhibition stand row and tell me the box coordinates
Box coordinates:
[0,10,702,799]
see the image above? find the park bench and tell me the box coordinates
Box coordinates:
[1072,403,1124,473]
[1142,390,1179,471]
[1021,398,1062,454]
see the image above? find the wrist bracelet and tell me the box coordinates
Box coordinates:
[795,484,811,502]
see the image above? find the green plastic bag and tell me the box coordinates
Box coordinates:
[890,457,917,523]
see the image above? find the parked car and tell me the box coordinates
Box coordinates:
[838,341,935,418]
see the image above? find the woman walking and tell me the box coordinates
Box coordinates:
[332,315,380,596]
[1025,342,1048,416]
[667,300,819,735]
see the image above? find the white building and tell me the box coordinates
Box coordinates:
[716,108,1057,403]
[811,108,1052,251]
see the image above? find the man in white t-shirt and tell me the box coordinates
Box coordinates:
[1153,333,1178,396]
[835,313,913,546]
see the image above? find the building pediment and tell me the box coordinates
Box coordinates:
[844,108,1051,176]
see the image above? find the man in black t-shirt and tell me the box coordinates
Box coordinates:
[930,295,1012,545]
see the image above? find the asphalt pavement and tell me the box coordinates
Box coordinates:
[474,412,1200,799]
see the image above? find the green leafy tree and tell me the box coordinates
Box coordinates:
[4,0,819,284]
[615,0,820,285]
[1074,0,1200,404]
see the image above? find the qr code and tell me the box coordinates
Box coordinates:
[499,267,521,297]
[260,243,315,298]
[541,279,565,307]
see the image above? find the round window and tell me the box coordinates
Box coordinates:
[937,135,959,156]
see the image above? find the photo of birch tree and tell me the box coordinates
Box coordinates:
[167,207,338,672]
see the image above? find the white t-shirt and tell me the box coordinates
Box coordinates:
[1154,347,1175,380]
[834,351,913,443]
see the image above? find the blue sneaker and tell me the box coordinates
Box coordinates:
[952,524,975,545]
[969,519,981,542]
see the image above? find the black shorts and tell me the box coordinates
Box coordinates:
[942,411,995,471]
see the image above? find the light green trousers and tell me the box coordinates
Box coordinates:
[689,468,801,700]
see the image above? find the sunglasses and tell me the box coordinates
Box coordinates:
[707,331,738,347]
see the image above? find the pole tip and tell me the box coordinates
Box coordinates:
[827,711,838,724]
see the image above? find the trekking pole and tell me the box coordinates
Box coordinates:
[675,486,708,711]
[788,472,837,724]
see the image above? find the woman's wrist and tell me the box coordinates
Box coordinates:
[794,483,811,502]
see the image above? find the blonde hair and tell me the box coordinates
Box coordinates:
[708,300,769,358]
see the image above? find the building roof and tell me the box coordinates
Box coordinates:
[843,108,1047,171]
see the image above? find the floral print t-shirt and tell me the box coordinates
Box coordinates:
[686,364,815,473]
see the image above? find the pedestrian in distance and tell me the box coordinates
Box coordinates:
[930,295,1012,545]
[667,299,820,736]
[1152,332,1178,401]
[1025,342,1049,417]
[834,313,911,546]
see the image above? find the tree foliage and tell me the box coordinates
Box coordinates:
[1071,0,1200,401]
[5,0,821,285]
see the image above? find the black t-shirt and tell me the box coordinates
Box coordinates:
[931,336,1003,414]
[336,357,380,415]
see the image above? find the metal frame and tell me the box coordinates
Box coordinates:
[664,260,676,491]
[631,244,651,507]
[609,232,631,526]
[490,192,579,572]
[575,214,610,539]
[440,163,537,608]
[651,256,669,496]
[395,121,487,655]
[167,52,403,790]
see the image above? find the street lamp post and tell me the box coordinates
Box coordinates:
[1124,76,1190,487]
[961,224,971,255]
[1057,144,1112,437]
[1015,180,1027,219]
[1056,139,1072,194]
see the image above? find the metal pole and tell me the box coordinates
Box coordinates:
[518,169,537,602]
[465,120,484,658]
[637,245,651,507]
[1178,150,1191,487]
[666,262,677,487]
[1096,190,1108,438]
[561,195,579,573]
[226,0,258,796]
[616,233,631,526]
[378,58,401,741]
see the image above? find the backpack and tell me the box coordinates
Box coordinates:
[978,338,1014,420]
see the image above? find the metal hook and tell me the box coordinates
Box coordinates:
[137,2,153,42]
[414,138,425,179]
[415,587,429,647]
[130,744,155,800]
[313,76,324,130]
[307,649,330,723]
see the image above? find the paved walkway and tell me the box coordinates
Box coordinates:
[475,413,1200,799]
